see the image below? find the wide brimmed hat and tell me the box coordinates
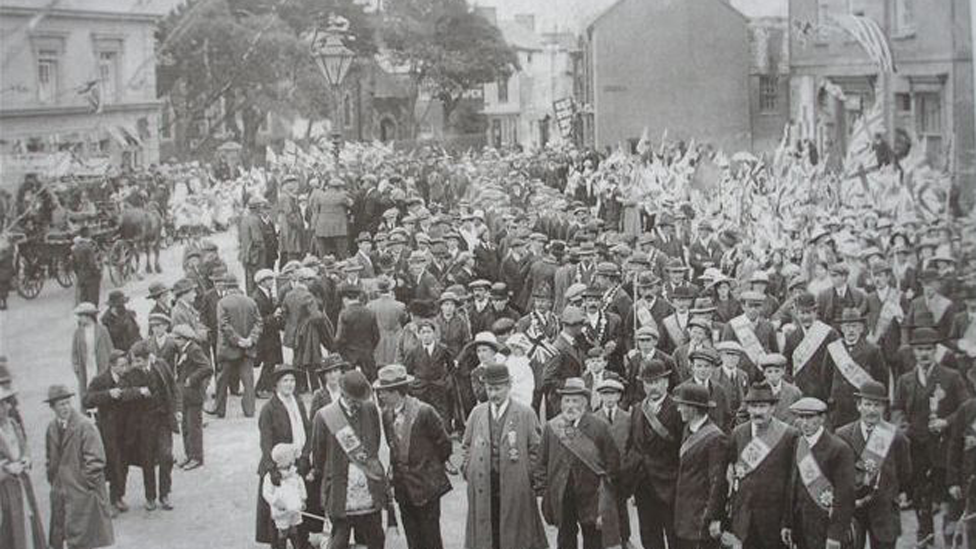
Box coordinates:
[673,384,715,408]
[373,364,414,390]
[270,364,300,383]
[743,382,779,404]
[854,380,889,402]
[44,384,74,404]
[147,282,169,299]
[690,297,716,315]
[469,331,501,352]
[639,359,671,382]
[557,377,590,397]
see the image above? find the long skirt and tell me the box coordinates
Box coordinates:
[0,475,45,549]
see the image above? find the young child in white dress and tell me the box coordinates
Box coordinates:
[262,443,307,548]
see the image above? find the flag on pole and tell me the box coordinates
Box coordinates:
[830,15,896,72]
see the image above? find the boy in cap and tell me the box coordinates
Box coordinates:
[171,324,212,471]
[892,326,969,547]
[672,383,728,549]
[757,354,802,423]
[726,382,799,549]
[582,347,609,410]
[836,381,911,549]
[539,378,622,549]
[784,397,856,549]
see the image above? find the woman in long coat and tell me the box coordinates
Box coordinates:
[0,387,45,549]
[277,179,305,264]
[45,389,114,549]
[461,396,548,549]
[255,365,313,546]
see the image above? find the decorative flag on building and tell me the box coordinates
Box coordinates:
[830,15,896,73]
[77,80,102,114]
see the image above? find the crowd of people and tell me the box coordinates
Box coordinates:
[1,133,975,549]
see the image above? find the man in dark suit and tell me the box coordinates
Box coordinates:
[251,269,283,399]
[213,274,262,418]
[948,285,976,387]
[82,349,137,514]
[581,285,624,372]
[626,359,683,549]
[891,326,970,547]
[726,382,799,549]
[402,319,453,422]
[374,365,453,549]
[905,268,961,342]
[784,397,856,549]
[334,284,381,381]
[405,251,442,303]
[825,308,889,428]
[71,230,102,305]
[593,375,633,548]
[101,290,141,352]
[782,291,839,402]
[171,324,212,470]
[687,221,723,282]
[542,306,586,417]
[239,197,268,295]
[675,347,733,433]
[946,370,976,546]
[673,383,728,549]
[538,377,621,549]
[836,380,912,549]
[720,290,778,377]
[817,263,869,329]
[622,272,674,348]
[621,325,677,409]
[865,265,904,368]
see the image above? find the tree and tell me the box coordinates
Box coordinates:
[156,0,375,161]
[381,0,517,135]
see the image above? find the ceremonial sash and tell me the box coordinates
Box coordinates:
[730,315,765,364]
[680,422,721,458]
[636,303,653,327]
[551,416,622,549]
[663,315,686,347]
[321,402,385,482]
[827,340,875,390]
[734,419,788,479]
[929,294,952,324]
[792,321,832,377]
[641,399,674,442]
[857,422,896,487]
[872,297,903,341]
[796,437,834,512]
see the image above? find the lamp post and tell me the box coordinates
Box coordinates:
[310,13,355,163]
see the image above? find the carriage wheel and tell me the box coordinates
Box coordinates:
[15,254,44,299]
[108,241,134,286]
[54,255,75,288]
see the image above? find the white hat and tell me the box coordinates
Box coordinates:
[254,269,275,284]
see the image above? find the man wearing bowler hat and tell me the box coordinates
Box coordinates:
[675,347,733,433]
[726,382,798,549]
[784,397,856,549]
[334,283,381,381]
[45,384,115,549]
[628,356,682,549]
[147,281,172,316]
[539,377,621,549]
[621,324,677,409]
[782,291,840,402]
[672,383,728,549]
[374,364,453,549]
[824,307,888,428]
[312,370,388,549]
[892,326,969,547]
[461,363,547,549]
[836,380,911,549]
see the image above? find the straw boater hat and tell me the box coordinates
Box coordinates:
[372,364,414,390]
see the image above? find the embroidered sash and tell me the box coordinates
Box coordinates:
[857,422,896,487]
[796,437,834,512]
[551,415,622,549]
[663,315,686,347]
[680,422,721,458]
[929,294,952,324]
[636,303,654,327]
[730,315,766,364]
[734,419,788,479]
[827,340,875,390]
[872,297,903,341]
[321,402,385,482]
[792,321,832,377]
[641,399,674,442]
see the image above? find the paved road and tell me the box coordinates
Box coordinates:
[1,228,942,548]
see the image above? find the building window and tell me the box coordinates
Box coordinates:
[759,75,778,112]
[97,51,119,103]
[497,75,509,103]
[160,107,172,139]
[916,92,941,134]
[36,49,59,104]
[894,0,915,34]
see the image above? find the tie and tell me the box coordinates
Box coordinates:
[608,409,614,424]
[866,424,874,436]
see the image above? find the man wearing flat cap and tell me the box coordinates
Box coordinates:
[836,381,911,549]
[580,285,624,372]
[784,397,856,549]
[71,302,114,405]
[461,363,548,549]
[538,377,622,549]
[171,324,212,471]
[891,326,969,546]
[239,195,268,295]
[726,381,799,549]
[672,383,728,549]
[675,347,734,433]
[817,263,869,330]
[543,306,588,417]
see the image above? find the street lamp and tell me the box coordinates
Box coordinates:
[310,13,355,162]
